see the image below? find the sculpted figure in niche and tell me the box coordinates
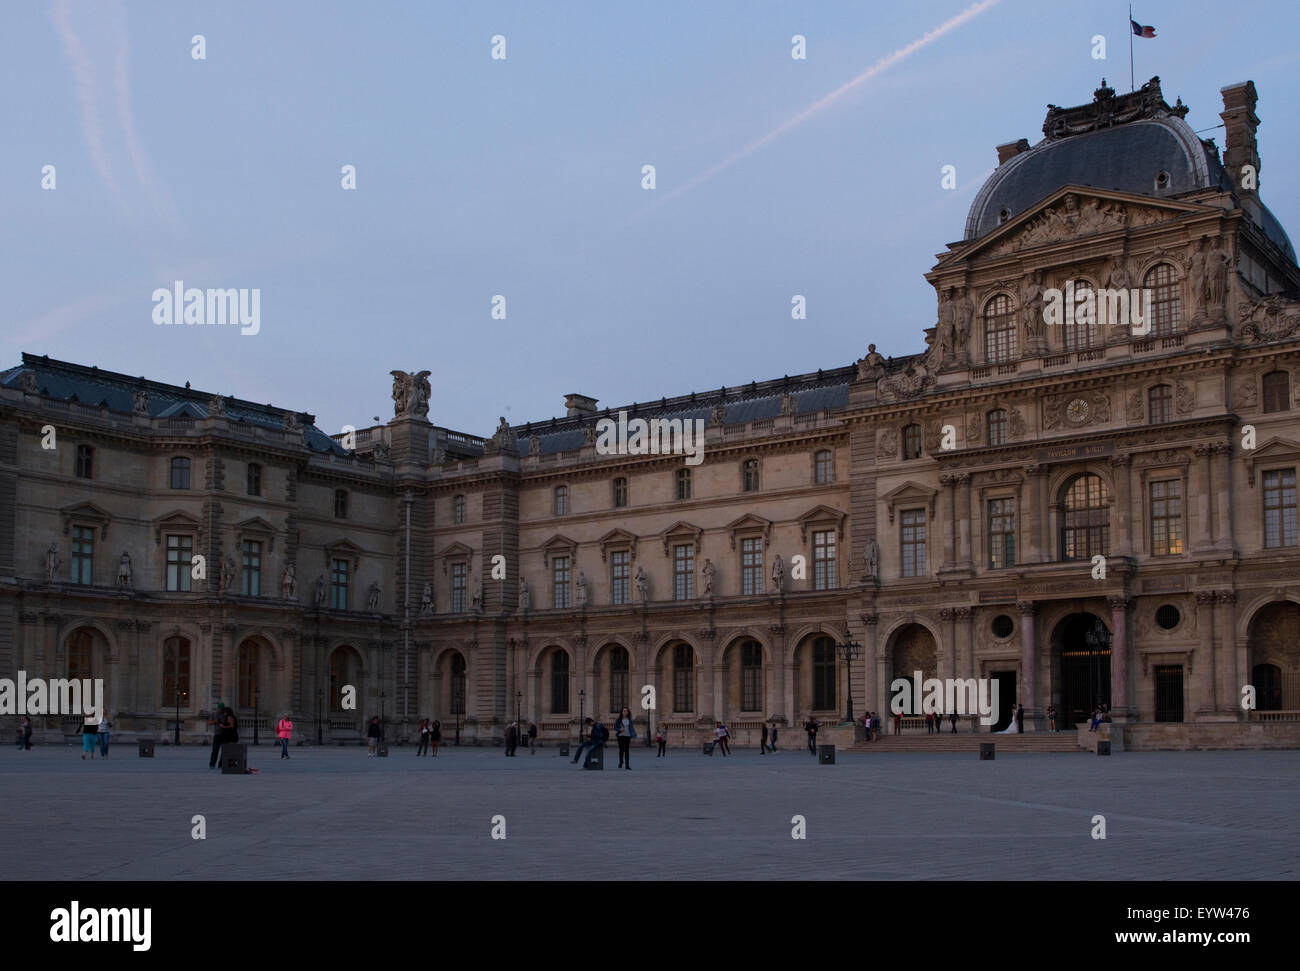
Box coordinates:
[471,575,484,614]
[575,571,589,607]
[421,581,434,617]
[45,544,60,582]
[222,555,236,592]
[313,575,327,606]
[1206,237,1233,317]
[635,566,650,602]
[133,390,150,415]
[281,562,297,600]
[1022,271,1046,340]
[118,551,133,588]
[367,582,381,611]
[864,537,880,579]
[1188,239,1209,313]
[700,558,717,597]
[771,554,785,593]
[517,577,530,611]
[953,287,974,358]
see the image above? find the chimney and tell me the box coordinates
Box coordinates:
[996,138,1031,165]
[1220,81,1260,200]
[564,393,598,418]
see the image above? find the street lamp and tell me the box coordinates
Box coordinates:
[836,638,863,724]
[172,645,182,745]
[578,688,586,744]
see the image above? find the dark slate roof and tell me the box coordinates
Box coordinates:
[515,367,855,456]
[2,353,349,455]
[966,79,1295,261]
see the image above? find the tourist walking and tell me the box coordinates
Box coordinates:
[277,713,293,759]
[367,716,383,755]
[655,726,667,757]
[805,717,819,756]
[760,722,770,754]
[1047,705,1057,731]
[80,715,98,760]
[770,724,779,752]
[614,707,637,769]
[430,719,441,755]
[416,718,429,756]
[713,721,730,756]
[17,715,33,750]
[504,721,518,756]
[528,721,537,754]
[98,712,112,757]
[950,711,958,734]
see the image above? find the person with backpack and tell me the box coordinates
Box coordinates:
[614,707,637,769]
[578,717,609,768]
[276,713,294,759]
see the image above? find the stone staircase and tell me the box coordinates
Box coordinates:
[845,730,1085,754]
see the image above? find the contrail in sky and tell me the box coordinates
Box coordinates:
[653,0,1002,208]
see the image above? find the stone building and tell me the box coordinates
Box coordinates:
[3,77,1299,749]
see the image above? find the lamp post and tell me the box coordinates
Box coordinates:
[578,688,586,744]
[253,685,259,746]
[836,638,863,725]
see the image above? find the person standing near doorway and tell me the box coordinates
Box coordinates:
[655,725,667,757]
[805,717,819,756]
[366,715,383,755]
[1015,704,1025,734]
[614,707,636,769]
[80,714,98,761]
[430,719,441,756]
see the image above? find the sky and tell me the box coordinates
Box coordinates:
[4,0,1299,436]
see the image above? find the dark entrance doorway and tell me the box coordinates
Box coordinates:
[1252,663,1282,711]
[1055,612,1111,729]
[990,670,1016,732]
[1154,665,1184,722]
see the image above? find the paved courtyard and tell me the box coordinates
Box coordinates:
[2,742,1296,880]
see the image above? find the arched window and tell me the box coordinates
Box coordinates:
[740,641,763,712]
[902,424,923,460]
[450,654,467,717]
[452,494,466,524]
[67,629,94,681]
[814,449,833,484]
[673,644,694,712]
[986,408,1008,446]
[983,294,1017,363]
[170,456,191,489]
[1059,473,1111,560]
[812,636,837,711]
[329,647,359,712]
[553,485,569,516]
[550,651,570,714]
[1144,263,1181,336]
[1063,283,1100,350]
[1263,371,1291,413]
[162,636,191,708]
[1148,384,1173,424]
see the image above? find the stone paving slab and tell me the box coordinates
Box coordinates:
[1,744,1296,880]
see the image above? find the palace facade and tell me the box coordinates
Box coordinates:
[4,78,1300,749]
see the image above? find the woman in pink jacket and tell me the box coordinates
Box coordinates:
[276,714,293,759]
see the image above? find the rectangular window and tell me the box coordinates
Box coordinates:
[812,639,836,711]
[334,490,348,519]
[1149,385,1173,424]
[170,457,190,489]
[241,539,262,596]
[166,534,193,592]
[611,550,630,605]
[613,478,627,508]
[902,425,922,460]
[673,544,694,600]
[162,637,191,708]
[1149,480,1184,556]
[1154,665,1184,723]
[742,460,760,492]
[452,495,465,524]
[741,642,762,712]
[609,651,629,713]
[1263,469,1299,548]
[812,530,836,590]
[330,558,348,610]
[988,498,1016,569]
[451,562,466,612]
[676,469,692,501]
[901,509,927,578]
[552,555,570,609]
[814,450,833,484]
[76,445,93,479]
[741,537,762,595]
[247,463,262,496]
[71,526,94,585]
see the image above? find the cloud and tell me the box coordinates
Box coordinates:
[49,0,118,196]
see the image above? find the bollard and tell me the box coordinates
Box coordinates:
[979,742,995,760]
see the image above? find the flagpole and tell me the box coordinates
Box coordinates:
[1129,5,1135,91]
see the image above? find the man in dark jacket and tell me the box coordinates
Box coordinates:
[571,718,596,764]
[208,705,232,769]
[582,717,609,768]
[367,716,383,755]
[504,722,518,756]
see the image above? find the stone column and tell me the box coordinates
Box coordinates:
[939,608,956,683]
[1216,591,1241,721]
[783,659,797,730]
[1109,597,1133,722]
[1017,601,1039,728]
[1194,592,1217,719]
[863,613,879,720]
[1192,444,1214,553]
[1110,454,1133,556]
[956,473,973,569]
[939,475,956,571]
[1023,464,1049,563]
[1213,443,1233,553]
[958,607,977,730]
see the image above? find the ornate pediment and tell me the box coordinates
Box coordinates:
[1238,294,1300,344]
[796,504,847,543]
[659,520,702,556]
[1245,437,1300,487]
[61,501,112,539]
[541,534,579,567]
[725,513,772,550]
[323,538,363,570]
[882,481,938,524]
[233,516,277,553]
[597,528,638,562]
[152,509,200,545]
[439,541,474,572]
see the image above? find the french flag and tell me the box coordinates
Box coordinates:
[1130,19,1156,38]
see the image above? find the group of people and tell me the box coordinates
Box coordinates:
[415,718,443,756]
[571,707,638,768]
[1088,705,1111,731]
[502,720,537,756]
[207,705,239,768]
[80,713,111,759]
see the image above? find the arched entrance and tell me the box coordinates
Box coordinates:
[593,643,632,716]
[1053,612,1111,729]
[720,637,765,722]
[1248,601,1300,711]
[793,634,839,719]
[888,624,936,716]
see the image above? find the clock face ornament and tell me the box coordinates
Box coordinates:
[1066,398,1090,425]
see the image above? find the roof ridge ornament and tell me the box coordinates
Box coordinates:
[1043,76,1174,140]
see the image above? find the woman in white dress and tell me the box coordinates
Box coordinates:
[996,705,1020,734]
